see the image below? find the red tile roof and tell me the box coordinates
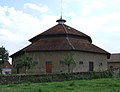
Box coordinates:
[10,24,110,58]
[1,61,13,68]
[29,24,92,43]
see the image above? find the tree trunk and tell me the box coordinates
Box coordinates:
[25,66,27,74]
[17,68,19,74]
[68,64,70,73]
[0,68,2,74]
[0,64,3,74]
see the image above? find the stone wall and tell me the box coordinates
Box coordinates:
[0,71,112,84]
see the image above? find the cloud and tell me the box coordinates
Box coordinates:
[0,5,58,55]
[1,0,120,56]
[92,0,106,9]
[70,11,120,33]
[62,0,106,17]
[24,3,49,13]
[80,5,93,16]
[68,10,120,53]
[63,0,82,2]
[0,28,15,41]
[67,12,76,18]
[80,0,106,16]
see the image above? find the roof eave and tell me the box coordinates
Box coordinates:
[10,49,110,58]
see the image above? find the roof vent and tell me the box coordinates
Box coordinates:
[56,16,66,24]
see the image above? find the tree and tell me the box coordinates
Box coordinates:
[15,58,23,74]
[0,46,9,74]
[0,46,9,64]
[21,54,33,74]
[64,55,76,73]
[15,54,33,74]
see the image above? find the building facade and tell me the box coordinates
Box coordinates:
[107,53,120,69]
[10,18,110,74]
[1,61,12,75]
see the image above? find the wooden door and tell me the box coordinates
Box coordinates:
[46,61,52,73]
[89,62,94,71]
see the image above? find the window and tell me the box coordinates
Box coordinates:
[110,66,113,69]
[13,64,15,67]
[59,61,64,67]
[46,61,52,64]
[60,61,64,64]
[79,61,83,65]
[99,62,102,66]
[33,61,38,65]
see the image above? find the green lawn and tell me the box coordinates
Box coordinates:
[0,78,120,92]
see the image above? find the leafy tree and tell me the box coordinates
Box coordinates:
[21,54,33,74]
[0,46,9,64]
[64,55,76,73]
[0,46,9,74]
[15,58,23,74]
[15,54,33,74]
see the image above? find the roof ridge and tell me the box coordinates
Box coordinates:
[62,24,75,50]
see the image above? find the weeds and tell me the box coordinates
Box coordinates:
[0,78,120,92]
[38,88,43,92]
[68,81,75,87]
[110,88,119,92]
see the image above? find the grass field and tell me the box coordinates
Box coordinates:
[0,78,120,92]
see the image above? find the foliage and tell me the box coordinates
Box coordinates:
[0,78,120,92]
[15,54,33,74]
[15,58,23,74]
[0,46,9,74]
[68,81,75,86]
[0,46,9,64]
[64,55,76,73]
[21,54,33,74]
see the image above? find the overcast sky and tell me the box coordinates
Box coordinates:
[0,0,120,58]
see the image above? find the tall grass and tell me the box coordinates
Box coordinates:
[0,78,120,92]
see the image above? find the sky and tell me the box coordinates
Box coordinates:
[0,0,120,61]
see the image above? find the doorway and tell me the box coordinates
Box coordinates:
[89,62,94,71]
[46,61,52,73]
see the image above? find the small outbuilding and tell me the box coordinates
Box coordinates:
[107,53,120,69]
[1,61,12,75]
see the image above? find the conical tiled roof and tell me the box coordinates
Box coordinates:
[10,23,110,58]
[29,24,92,43]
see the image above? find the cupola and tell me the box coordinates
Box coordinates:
[56,16,66,24]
